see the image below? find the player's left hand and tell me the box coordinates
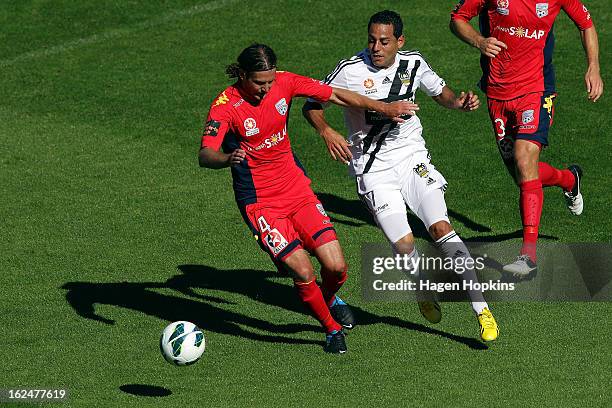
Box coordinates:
[385,100,419,121]
[322,128,352,164]
[585,66,604,102]
[457,91,480,111]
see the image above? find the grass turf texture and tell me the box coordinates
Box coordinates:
[1,0,610,406]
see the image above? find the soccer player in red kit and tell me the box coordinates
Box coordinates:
[450,0,603,276]
[199,44,418,353]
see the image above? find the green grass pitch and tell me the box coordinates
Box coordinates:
[1,1,610,406]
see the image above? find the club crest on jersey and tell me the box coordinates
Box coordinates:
[522,110,534,124]
[275,98,288,115]
[413,163,429,178]
[265,229,288,256]
[535,3,548,18]
[497,0,510,15]
[316,203,328,217]
[399,71,412,86]
[244,117,259,136]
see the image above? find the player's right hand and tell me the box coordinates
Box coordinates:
[479,37,507,58]
[227,149,246,166]
[322,129,352,164]
[385,100,419,122]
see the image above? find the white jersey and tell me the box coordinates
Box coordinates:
[321,50,446,175]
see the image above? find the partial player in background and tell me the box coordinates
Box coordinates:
[199,43,417,353]
[303,10,499,341]
[450,0,603,276]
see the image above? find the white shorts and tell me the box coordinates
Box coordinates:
[356,151,449,243]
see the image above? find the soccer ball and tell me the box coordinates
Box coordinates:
[159,321,205,365]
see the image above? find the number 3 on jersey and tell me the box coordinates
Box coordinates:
[494,118,506,141]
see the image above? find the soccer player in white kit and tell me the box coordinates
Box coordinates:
[303,10,499,341]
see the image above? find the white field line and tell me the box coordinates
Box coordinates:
[0,0,237,67]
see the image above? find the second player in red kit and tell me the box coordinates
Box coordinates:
[450,0,603,276]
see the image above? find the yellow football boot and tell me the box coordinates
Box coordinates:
[478,308,499,341]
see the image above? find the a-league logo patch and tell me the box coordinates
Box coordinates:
[536,3,549,18]
[275,98,288,116]
[244,117,259,137]
[497,0,510,15]
[522,110,535,124]
[265,229,289,256]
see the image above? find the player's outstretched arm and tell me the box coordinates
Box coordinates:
[450,19,507,58]
[302,101,352,164]
[199,147,245,169]
[328,87,418,121]
[580,26,604,102]
[432,86,480,112]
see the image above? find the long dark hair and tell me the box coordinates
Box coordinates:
[226,44,277,78]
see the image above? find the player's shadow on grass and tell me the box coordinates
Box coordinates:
[173,265,487,350]
[316,192,491,240]
[317,193,559,243]
[62,265,486,350]
[61,274,322,346]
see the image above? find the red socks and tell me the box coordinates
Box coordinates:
[538,162,574,191]
[519,179,543,261]
[320,265,348,306]
[294,279,341,333]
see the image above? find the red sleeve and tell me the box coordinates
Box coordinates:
[280,71,333,102]
[200,105,231,150]
[561,0,594,30]
[450,0,486,22]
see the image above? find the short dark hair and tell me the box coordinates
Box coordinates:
[226,43,277,78]
[368,10,403,39]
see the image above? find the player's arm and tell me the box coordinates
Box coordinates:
[302,101,352,164]
[580,26,603,102]
[198,147,245,169]
[198,114,245,169]
[449,19,507,58]
[328,87,418,120]
[432,86,480,112]
[563,0,603,101]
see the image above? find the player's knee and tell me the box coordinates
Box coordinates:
[392,234,415,255]
[429,221,453,241]
[290,265,316,283]
[324,259,348,278]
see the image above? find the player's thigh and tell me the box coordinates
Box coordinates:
[487,97,517,175]
[415,187,451,232]
[359,187,411,244]
[244,203,302,262]
[400,153,448,219]
[282,248,316,283]
[312,240,346,274]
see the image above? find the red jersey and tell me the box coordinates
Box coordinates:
[201,71,333,206]
[451,0,593,100]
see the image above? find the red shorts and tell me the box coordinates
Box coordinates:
[487,92,556,160]
[242,196,337,261]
